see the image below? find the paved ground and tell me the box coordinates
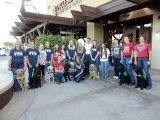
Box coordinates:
[0,65,160,120]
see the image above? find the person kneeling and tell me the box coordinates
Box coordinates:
[54,56,65,84]
[70,56,84,83]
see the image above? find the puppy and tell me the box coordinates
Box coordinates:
[119,64,131,85]
[135,67,148,90]
[64,63,71,81]
[29,67,41,89]
[47,66,54,82]
[16,69,27,91]
[69,62,76,81]
[89,64,97,79]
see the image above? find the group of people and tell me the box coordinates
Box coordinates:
[8,35,152,92]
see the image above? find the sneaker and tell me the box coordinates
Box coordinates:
[97,75,100,79]
[130,81,135,86]
[113,76,117,79]
[115,76,119,79]
[146,86,152,90]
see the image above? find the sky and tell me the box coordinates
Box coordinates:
[0,0,48,46]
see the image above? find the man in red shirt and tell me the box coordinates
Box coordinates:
[134,36,152,89]
[121,37,135,85]
[54,56,65,84]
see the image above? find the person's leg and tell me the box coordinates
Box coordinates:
[126,57,135,84]
[142,58,152,88]
[113,58,117,77]
[101,61,105,78]
[75,74,82,83]
[28,67,33,82]
[60,72,66,83]
[41,65,45,83]
[11,68,20,92]
[104,61,108,78]
[96,58,100,77]
[116,58,121,77]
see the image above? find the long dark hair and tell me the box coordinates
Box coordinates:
[100,43,108,58]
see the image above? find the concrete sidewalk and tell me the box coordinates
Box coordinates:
[0,68,160,120]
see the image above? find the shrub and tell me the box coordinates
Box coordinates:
[35,34,75,48]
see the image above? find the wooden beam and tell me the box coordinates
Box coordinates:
[126,0,151,4]
[80,5,100,18]
[21,22,48,37]
[15,22,32,30]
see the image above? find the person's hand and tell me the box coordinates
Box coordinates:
[8,67,11,71]
[134,61,137,65]
[29,64,32,68]
[129,59,132,64]
[36,64,39,67]
[120,59,123,64]
[147,61,151,65]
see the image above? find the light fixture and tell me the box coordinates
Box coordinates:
[136,26,141,29]
[144,23,151,27]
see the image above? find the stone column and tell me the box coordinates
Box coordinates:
[151,13,160,69]
[87,22,104,47]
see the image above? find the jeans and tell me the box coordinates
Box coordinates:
[11,68,20,92]
[123,56,135,82]
[54,72,65,83]
[70,71,82,83]
[84,54,90,74]
[113,57,121,77]
[11,65,24,92]
[137,58,152,87]
[101,60,110,78]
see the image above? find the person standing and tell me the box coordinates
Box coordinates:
[100,43,110,79]
[8,41,27,92]
[121,37,135,85]
[45,41,53,71]
[66,40,76,63]
[26,41,40,82]
[134,36,152,89]
[90,40,100,78]
[39,44,47,84]
[84,38,92,75]
[76,43,86,63]
[111,39,122,79]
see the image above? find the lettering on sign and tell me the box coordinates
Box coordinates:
[53,0,82,16]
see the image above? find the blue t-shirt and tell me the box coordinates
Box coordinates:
[91,47,100,59]
[76,48,86,59]
[9,48,26,68]
[45,48,53,61]
[26,48,40,65]
[111,45,121,58]
[67,45,76,59]
[75,63,84,74]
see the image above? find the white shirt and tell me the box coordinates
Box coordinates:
[77,38,85,46]
[39,50,47,65]
[100,48,110,62]
[85,43,92,54]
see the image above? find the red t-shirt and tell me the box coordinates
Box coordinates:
[135,43,151,58]
[53,50,62,63]
[54,61,64,73]
[122,43,134,56]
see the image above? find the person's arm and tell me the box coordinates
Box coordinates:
[36,50,40,67]
[23,56,27,70]
[120,51,123,63]
[66,47,71,59]
[75,69,84,78]
[73,49,76,59]
[94,48,100,60]
[8,56,12,71]
[129,45,134,64]
[147,50,151,65]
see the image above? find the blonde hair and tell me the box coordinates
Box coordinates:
[39,44,44,50]
[14,40,22,48]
